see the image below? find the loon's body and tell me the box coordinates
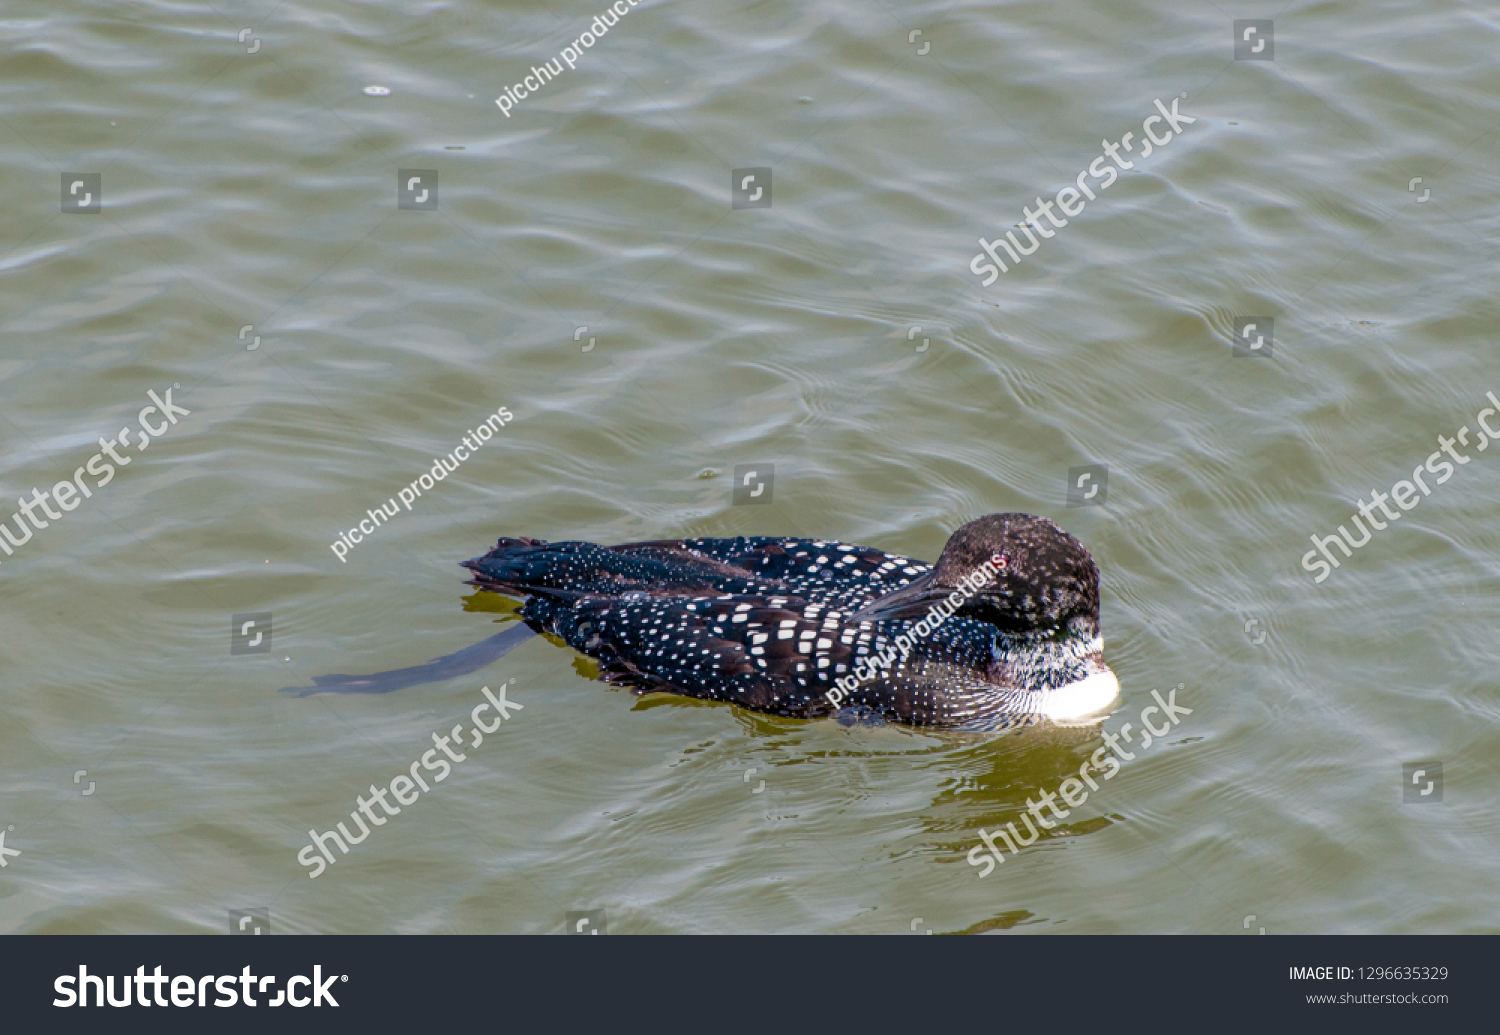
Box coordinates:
[461,514,1118,731]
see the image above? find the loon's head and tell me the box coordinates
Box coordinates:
[853,513,1101,641]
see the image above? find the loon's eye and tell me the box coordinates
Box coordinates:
[990,553,1009,570]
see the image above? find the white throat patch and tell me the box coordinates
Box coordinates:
[1034,668,1119,722]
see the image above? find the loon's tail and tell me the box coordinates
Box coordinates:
[460,537,576,597]
[460,536,677,600]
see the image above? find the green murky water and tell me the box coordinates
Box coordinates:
[2,0,1498,933]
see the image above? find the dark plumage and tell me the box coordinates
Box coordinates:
[460,514,1117,731]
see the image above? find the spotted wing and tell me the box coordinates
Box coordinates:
[535,592,875,718]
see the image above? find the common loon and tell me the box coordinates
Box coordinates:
[459,513,1118,731]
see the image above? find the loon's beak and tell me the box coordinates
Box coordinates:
[851,571,953,621]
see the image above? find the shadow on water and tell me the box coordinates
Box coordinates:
[278,592,537,696]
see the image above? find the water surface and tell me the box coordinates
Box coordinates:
[2,0,1499,934]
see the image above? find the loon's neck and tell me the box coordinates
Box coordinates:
[988,622,1104,691]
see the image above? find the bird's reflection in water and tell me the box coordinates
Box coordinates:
[932,723,1121,876]
[637,688,1123,872]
